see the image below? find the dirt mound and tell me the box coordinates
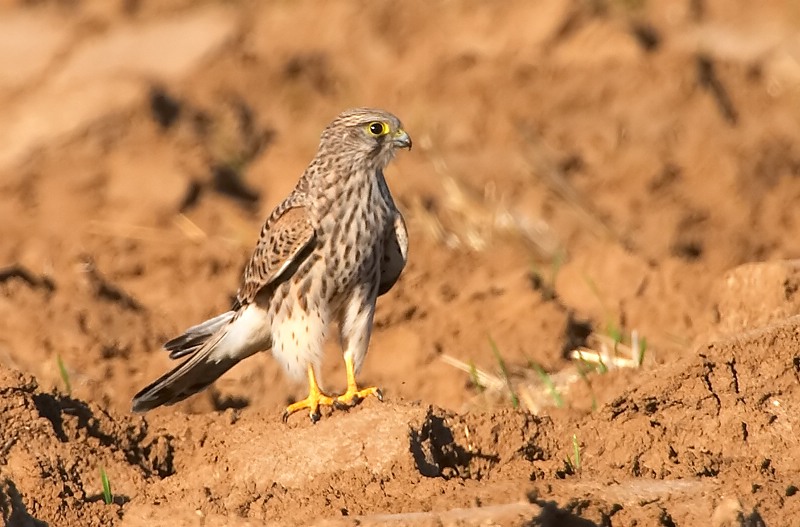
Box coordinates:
[0,364,558,526]
[4,312,798,526]
[712,260,800,336]
[0,368,170,527]
[125,403,554,526]
[531,318,800,525]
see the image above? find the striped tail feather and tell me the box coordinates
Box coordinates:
[164,311,235,359]
[132,305,270,413]
[131,329,237,413]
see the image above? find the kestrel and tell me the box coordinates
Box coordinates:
[131,108,411,422]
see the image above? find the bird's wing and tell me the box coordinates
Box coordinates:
[236,196,317,307]
[378,211,408,296]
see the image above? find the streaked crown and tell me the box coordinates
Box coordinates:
[319,107,412,157]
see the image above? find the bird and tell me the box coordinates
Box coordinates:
[131,107,411,422]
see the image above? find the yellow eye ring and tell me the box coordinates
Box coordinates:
[366,121,390,136]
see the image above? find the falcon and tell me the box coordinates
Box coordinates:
[131,108,411,422]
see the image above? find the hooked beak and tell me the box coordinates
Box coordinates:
[392,128,412,150]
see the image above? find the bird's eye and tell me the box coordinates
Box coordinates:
[367,121,389,136]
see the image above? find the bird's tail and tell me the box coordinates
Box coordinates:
[131,311,247,413]
[163,311,235,359]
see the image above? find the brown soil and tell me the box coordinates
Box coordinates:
[2,0,800,525]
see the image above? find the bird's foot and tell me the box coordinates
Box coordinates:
[333,385,383,409]
[282,390,335,424]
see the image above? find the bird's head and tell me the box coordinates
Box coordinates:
[320,108,412,168]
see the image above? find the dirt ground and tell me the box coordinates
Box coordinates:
[2,0,800,525]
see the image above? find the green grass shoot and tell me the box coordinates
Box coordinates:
[575,359,598,412]
[56,354,71,396]
[637,335,648,366]
[530,361,564,408]
[468,360,485,393]
[571,433,581,471]
[488,336,519,409]
[595,352,608,374]
[606,321,623,346]
[100,466,112,505]
[583,274,626,352]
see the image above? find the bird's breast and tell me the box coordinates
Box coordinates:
[316,179,393,298]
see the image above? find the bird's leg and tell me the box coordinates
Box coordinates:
[333,290,383,408]
[334,352,383,407]
[282,364,335,423]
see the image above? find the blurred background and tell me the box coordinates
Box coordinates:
[2,0,800,417]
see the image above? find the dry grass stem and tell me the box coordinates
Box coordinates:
[442,329,652,413]
[413,149,563,258]
[569,331,650,370]
[173,213,208,241]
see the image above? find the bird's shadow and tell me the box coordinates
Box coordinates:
[210,389,250,411]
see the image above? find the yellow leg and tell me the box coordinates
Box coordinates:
[282,365,335,423]
[334,354,383,407]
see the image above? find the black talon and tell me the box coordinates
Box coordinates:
[310,410,320,424]
[281,411,290,424]
[375,389,384,402]
[333,399,349,410]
